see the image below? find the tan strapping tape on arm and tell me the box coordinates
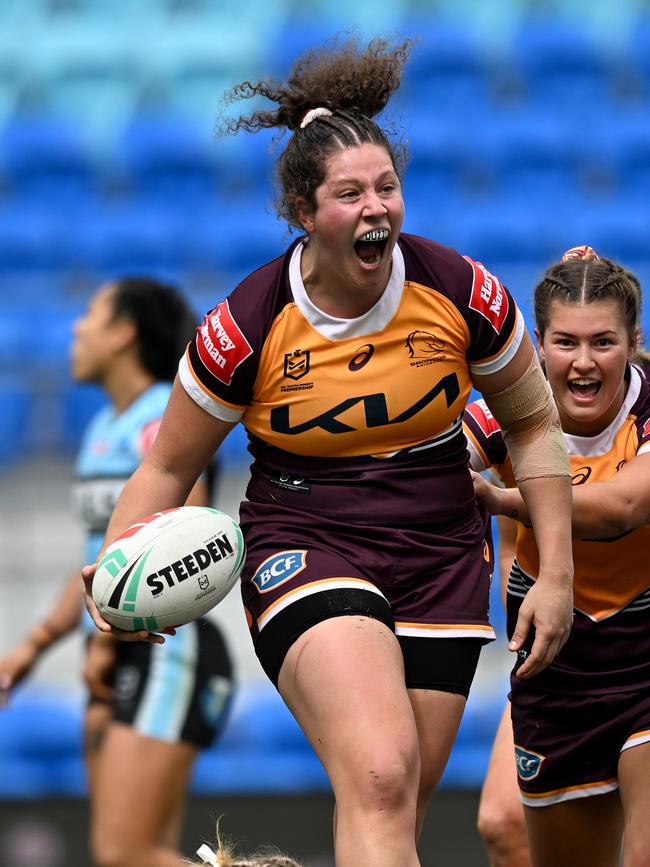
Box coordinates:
[482,355,570,483]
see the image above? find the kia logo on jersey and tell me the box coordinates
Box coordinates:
[284,349,310,380]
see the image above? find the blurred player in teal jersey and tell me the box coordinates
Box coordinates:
[0,277,234,867]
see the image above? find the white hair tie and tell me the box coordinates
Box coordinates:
[196,844,218,865]
[300,107,333,129]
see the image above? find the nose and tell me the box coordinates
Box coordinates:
[572,343,595,372]
[361,190,387,217]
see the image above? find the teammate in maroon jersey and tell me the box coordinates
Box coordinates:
[82,38,573,866]
[465,247,650,867]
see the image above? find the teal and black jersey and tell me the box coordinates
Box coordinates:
[73,383,172,566]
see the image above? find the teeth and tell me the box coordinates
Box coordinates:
[359,228,389,242]
[572,379,598,386]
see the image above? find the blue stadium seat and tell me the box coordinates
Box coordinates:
[73,202,189,274]
[117,112,219,207]
[402,20,491,111]
[0,377,30,465]
[0,204,71,271]
[0,113,98,206]
[512,20,614,109]
[60,381,108,452]
[177,201,287,278]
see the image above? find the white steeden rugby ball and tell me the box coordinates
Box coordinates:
[92,506,245,631]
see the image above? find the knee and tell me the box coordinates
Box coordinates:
[348,749,420,815]
[91,833,144,867]
[477,799,528,859]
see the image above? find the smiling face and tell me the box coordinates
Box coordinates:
[296,142,405,315]
[537,299,636,436]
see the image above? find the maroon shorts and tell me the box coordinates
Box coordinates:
[507,579,650,806]
[510,681,650,807]
[239,500,494,687]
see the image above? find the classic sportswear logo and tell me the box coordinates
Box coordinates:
[251,550,307,593]
[514,745,545,781]
[465,257,509,333]
[197,301,253,385]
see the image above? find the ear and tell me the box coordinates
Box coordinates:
[534,327,545,360]
[111,317,138,354]
[295,196,315,234]
[631,326,642,358]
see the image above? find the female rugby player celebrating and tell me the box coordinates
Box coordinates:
[467,247,650,867]
[82,38,573,866]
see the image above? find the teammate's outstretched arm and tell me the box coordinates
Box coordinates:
[474,453,650,540]
[473,330,573,679]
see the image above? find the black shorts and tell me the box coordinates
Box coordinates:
[90,617,234,749]
[255,588,483,696]
[240,501,491,693]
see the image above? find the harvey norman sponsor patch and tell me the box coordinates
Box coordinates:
[251,550,307,593]
[196,300,253,385]
[465,257,509,334]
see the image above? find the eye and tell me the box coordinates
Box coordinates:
[595,338,613,347]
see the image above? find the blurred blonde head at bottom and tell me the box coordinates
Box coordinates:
[189,824,302,867]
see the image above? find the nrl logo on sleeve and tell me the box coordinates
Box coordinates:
[643,417,650,439]
[197,301,253,385]
[514,745,545,781]
[251,550,307,593]
[465,257,509,333]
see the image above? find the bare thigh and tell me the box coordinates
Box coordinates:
[618,741,650,867]
[408,686,466,838]
[91,722,197,854]
[524,792,623,867]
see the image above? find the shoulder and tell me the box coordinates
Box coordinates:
[398,233,472,288]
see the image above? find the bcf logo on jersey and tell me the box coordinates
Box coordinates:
[252,550,308,593]
[514,745,545,781]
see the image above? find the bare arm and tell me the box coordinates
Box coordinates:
[496,514,517,609]
[0,568,83,705]
[477,452,650,539]
[473,332,573,678]
[82,379,236,641]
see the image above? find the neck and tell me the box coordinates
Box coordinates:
[300,243,391,318]
[101,359,156,414]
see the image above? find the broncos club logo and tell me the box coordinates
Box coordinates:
[404,331,446,359]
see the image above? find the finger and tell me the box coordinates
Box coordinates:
[509,608,532,652]
[81,563,97,585]
[85,597,113,634]
[516,632,553,679]
[110,628,165,644]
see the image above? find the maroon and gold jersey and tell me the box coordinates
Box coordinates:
[464,366,650,691]
[180,234,523,525]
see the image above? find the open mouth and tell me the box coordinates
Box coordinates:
[567,379,602,399]
[354,228,390,266]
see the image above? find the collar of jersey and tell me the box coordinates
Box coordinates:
[563,363,642,457]
[288,240,406,340]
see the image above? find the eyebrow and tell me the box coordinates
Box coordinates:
[552,330,619,338]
